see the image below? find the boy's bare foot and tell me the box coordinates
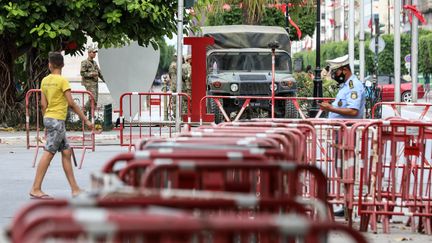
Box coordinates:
[72,189,84,198]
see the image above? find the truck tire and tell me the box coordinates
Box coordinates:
[284,99,299,118]
[210,99,224,124]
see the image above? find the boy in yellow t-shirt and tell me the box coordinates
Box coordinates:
[29,52,93,199]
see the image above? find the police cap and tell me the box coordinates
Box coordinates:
[327,54,349,71]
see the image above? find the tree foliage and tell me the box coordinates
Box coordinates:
[419,33,432,74]
[205,4,316,41]
[0,1,181,125]
[156,40,176,76]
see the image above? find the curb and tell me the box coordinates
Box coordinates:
[0,134,119,145]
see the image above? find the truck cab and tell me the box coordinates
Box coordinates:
[201,25,297,122]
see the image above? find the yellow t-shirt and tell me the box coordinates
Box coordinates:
[41,74,71,120]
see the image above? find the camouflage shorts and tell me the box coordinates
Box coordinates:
[43,118,70,154]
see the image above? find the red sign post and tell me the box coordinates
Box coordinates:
[183,37,215,122]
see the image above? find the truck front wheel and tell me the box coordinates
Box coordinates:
[210,99,224,124]
[284,98,299,119]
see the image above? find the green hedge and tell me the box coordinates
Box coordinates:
[293,72,338,98]
[294,30,432,76]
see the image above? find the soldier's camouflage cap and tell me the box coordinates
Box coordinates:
[327,54,349,70]
[88,47,98,53]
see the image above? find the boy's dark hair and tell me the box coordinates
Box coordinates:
[48,52,64,68]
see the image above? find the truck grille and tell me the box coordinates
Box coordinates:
[239,83,270,95]
[239,74,267,81]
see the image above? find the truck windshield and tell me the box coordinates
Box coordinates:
[208,52,292,73]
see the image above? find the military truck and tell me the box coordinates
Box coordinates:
[201,25,297,123]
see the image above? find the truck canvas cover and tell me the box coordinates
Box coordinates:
[200,25,290,53]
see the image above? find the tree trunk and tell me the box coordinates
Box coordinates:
[0,40,21,126]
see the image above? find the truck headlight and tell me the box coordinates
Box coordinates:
[230,83,239,92]
[269,83,278,91]
[281,80,294,88]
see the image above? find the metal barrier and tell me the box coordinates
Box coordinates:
[358,120,432,234]
[117,92,191,150]
[192,126,307,163]
[15,206,367,243]
[25,89,95,169]
[100,150,269,176]
[199,95,335,124]
[372,101,432,120]
[10,189,331,243]
[221,120,318,164]
[138,161,327,203]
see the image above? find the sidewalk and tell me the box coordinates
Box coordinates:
[0,130,119,145]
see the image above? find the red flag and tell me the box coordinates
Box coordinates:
[329,18,335,26]
[404,5,427,24]
[368,18,372,28]
[289,17,302,40]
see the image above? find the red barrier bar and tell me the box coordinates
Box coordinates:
[199,96,335,124]
[25,89,95,169]
[17,208,367,243]
[358,120,432,234]
[118,92,191,150]
[10,190,331,242]
[372,101,432,119]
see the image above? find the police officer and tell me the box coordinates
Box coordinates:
[80,47,105,113]
[319,55,365,119]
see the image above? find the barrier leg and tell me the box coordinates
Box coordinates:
[425,209,432,234]
[370,211,378,233]
[347,207,353,228]
[359,204,371,232]
[214,99,230,122]
[411,212,417,233]
[32,146,41,168]
[71,148,77,167]
[78,148,87,169]
[233,99,250,122]
[382,204,390,233]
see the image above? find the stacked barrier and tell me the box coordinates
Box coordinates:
[12,110,372,242]
[19,96,432,240]
[358,120,432,234]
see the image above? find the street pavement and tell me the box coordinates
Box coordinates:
[1,102,432,242]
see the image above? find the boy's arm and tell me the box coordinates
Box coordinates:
[64,90,94,129]
[41,92,48,115]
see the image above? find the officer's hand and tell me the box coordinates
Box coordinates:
[319,102,332,111]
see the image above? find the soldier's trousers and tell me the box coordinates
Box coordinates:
[83,83,98,115]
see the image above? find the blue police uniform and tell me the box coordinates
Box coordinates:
[328,74,365,119]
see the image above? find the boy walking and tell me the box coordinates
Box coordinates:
[29,52,93,199]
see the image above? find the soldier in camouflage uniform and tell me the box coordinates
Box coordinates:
[181,55,192,114]
[168,56,177,118]
[80,47,105,114]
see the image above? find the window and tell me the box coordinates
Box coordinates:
[207,52,292,72]
[377,76,390,85]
